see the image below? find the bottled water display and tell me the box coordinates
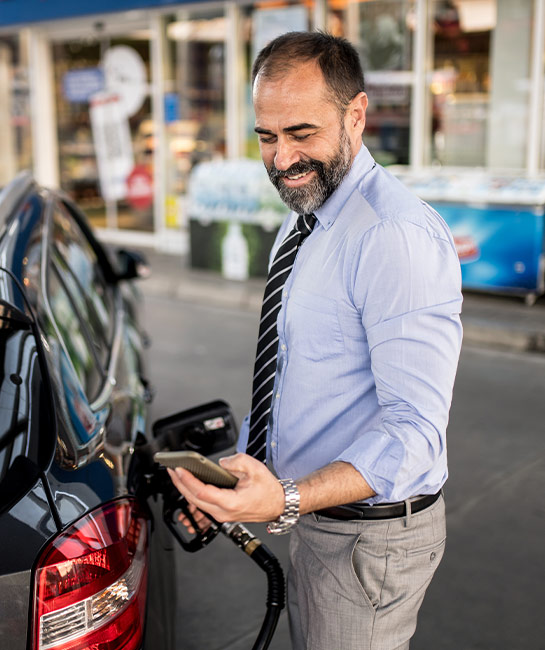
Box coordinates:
[187,158,289,280]
[188,158,288,231]
[222,221,249,281]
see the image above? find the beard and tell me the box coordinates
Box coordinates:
[266,127,352,215]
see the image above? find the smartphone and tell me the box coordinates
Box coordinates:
[154,450,238,488]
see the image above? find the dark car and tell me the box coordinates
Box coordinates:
[0,172,240,650]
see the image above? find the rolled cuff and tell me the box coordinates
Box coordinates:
[334,429,446,504]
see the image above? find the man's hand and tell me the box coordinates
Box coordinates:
[167,453,285,524]
[178,502,212,535]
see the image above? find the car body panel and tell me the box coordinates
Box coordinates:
[0,569,32,650]
[45,459,116,527]
[0,174,170,650]
[0,480,59,574]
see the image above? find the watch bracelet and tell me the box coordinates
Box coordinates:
[267,478,300,535]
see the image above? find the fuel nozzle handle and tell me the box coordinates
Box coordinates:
[163,495,221,552]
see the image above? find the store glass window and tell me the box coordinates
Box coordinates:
[240,1,312,160]
[325,0,415,166]
[164,10,226,202]
[0,32,32,185]
[52,32,154,231]
[430,0,533,169]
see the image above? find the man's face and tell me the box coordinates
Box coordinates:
[253,61,366,214]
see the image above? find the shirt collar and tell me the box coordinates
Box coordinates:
[313,143,376,231]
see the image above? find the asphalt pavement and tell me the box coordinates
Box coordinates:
[141,291,545,650]
[132,243,545,650]
[139,247,545,355]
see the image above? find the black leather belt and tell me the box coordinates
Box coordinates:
[316,491,441,521]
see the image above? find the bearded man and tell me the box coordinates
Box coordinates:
[169,31,463,650]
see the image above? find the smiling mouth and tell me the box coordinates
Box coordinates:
[283,170,315,183]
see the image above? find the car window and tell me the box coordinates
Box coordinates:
[46,266,104,401]
[40,200,116,403]
[52,203,114,344]
[52,248,109,368]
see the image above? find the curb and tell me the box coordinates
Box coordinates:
[461,321,545,354]
[139,256,545,355]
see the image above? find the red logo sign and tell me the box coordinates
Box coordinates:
[454,235,480,263]
[126,165,153,210]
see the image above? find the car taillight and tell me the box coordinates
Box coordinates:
[32,498,149,650]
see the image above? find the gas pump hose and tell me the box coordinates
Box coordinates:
[220,522,285,650]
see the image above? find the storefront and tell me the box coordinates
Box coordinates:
[1,0,545,256]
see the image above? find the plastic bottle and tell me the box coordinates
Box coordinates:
[222,221,249,281]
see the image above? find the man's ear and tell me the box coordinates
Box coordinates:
[347,92,368,137]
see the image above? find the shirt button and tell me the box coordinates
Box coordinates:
[271,441,277,448]
[281,344,287,351]
[283,290,288,298]
[276,392,280,399]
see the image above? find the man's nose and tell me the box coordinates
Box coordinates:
[274,139,300,171]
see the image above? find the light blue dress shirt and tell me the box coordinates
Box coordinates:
[238,144,463,504]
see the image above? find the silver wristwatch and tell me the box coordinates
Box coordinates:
[267,478,300,535]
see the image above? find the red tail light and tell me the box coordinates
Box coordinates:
[32,498,149,650]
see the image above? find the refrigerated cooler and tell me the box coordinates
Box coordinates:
[392,168,545,304]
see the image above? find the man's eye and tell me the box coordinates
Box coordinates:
[292,134,311,142]
[259,135,276,144]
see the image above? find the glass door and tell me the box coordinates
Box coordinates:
[51,21,154,232]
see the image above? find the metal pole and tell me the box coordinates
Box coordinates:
[151,14,167,246]
[312,0,327,32]
[410,0,429,170]
[226,2,244,159]
[27,28,59,188]
[527,0,545,176]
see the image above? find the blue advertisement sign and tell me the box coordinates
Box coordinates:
[63,68,104,103]
[0,0,185,27]
[164,92,180,124]
[431,202,545,294]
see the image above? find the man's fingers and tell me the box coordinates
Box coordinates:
[168,466,224,502]
[166,465,245,523]
[178,503,212,534]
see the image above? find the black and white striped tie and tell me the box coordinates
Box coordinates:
[246,213,317,462]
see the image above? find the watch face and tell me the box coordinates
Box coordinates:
[103,45,147,118]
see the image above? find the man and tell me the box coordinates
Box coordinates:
[169,31,463,649]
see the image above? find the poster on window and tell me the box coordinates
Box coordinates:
[252,6,308,62]
[89,91,134,202]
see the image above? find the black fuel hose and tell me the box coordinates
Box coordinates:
[220,523,285,650]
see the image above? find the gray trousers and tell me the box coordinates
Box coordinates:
[287,495,446,650]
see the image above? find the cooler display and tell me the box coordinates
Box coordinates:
[392,169,545,303]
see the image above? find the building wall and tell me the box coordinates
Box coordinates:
[1,0,543,249]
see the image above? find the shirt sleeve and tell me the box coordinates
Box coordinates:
[236,414,250,453]
[335,216,463,502]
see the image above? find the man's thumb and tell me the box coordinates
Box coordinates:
[218,452,249,474]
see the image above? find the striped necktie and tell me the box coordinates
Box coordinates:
[246,213,317,462]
